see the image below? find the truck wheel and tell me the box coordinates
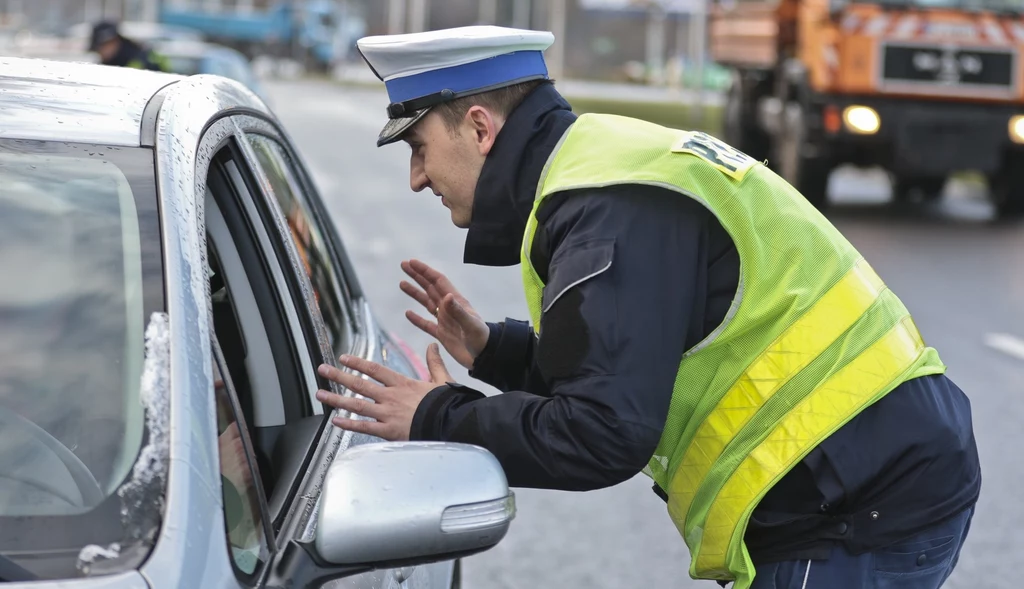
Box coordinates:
[893,176,946,203]
[722,76,770,162]
[990,163,1024,219]
[774,102,831,209]
[794,161,832,210]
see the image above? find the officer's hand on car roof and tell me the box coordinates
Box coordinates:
[316,343,453,441]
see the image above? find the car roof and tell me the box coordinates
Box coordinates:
[0,56,183,146]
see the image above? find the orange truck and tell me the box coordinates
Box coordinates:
[710,0,1024,216]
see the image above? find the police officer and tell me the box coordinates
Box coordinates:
[89,21,171,72]
[315,26,981,589]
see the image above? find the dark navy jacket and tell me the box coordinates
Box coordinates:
[408,82,981,564]
[103,38,168,72]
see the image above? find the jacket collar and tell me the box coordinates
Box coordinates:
[463,82,576,267]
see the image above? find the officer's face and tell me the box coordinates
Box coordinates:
[96,38,121,63]
[405,107,502,228]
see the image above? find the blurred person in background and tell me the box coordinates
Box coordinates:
[315,25,981,589]
[89,21,171,72]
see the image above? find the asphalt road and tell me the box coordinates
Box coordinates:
[264,78,1024,589]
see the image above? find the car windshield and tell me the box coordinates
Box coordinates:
[163,52,256,88]
[164,54,203,76]
[0,139,164,580]
[206,54,257,87]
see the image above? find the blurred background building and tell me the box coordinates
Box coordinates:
[0,0,726,89]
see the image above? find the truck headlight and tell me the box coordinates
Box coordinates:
[1009,115,1024,144]
[842,105,880,135]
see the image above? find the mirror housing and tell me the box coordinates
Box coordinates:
[315,441,515,568]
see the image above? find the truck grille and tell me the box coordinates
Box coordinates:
[880,43,1016,97]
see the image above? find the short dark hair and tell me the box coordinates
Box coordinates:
[433,79,548,133]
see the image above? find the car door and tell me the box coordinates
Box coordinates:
[199,117,322,588]
[211,115,432,589]
[194,116,399,589]
[230,117,456,589]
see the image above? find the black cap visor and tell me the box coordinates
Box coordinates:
[377,107,430,147]
[375,74,548,147]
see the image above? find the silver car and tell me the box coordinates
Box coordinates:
[0,57,515,588]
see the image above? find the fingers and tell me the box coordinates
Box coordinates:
[316,389,385,421]
[400,280,434,311]
[327,355,404,387]
[317,368,384,404]
[222,421,240,439]
[426,343,452,383]
[406,259,458,297]
[401,263,445,315]
[330,415,400,440]
[444,293,475,328]
[405,310,439,338]
[401,260,436,296]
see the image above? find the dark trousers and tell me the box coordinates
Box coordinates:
[749,505,974,589]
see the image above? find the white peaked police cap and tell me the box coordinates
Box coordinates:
[357,25,556,147]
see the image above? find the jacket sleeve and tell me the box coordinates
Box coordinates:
[410,186,722,491]
[468,319,547,394]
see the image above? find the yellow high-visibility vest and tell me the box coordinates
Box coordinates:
[519,113,946,588]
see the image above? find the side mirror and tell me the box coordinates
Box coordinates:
[314,441,515,568]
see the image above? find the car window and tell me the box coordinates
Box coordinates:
[210,53,254,86]
[163,55,202,76]
[246,134,353,357]
[203,137,334,530]
[0,139,164,579]
[212,338,272,580]
[204,56,233,79]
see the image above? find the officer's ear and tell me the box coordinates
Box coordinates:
[463,105,504,157]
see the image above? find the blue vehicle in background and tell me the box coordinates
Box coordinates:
[154,39,272,107]
[157,0,344,73]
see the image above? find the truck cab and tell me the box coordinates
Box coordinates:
[712,0,1024,217]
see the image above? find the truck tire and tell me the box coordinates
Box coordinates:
[774,102,831,209]
[990,161,1024,219]
[893,176,946,204]
[723,75,770,162]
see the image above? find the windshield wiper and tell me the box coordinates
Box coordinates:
[0,552,36,582]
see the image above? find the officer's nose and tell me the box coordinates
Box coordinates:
[410,153,429,193]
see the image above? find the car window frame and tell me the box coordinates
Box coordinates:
[222,116,426,589]
[206,133,323,411]
[210,332,276,585]
[204,116,374,537]
[224,113,386,554]
[232,115,365,324]
[203,131,315,419]
[197,119,336,537]
[243,132,356,359]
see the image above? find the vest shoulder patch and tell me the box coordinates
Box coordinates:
[670,131,757,181]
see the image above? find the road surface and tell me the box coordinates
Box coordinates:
[264,78,1023,589]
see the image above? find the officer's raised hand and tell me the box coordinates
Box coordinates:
[400,259,489,369]
[316,343,453,441]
